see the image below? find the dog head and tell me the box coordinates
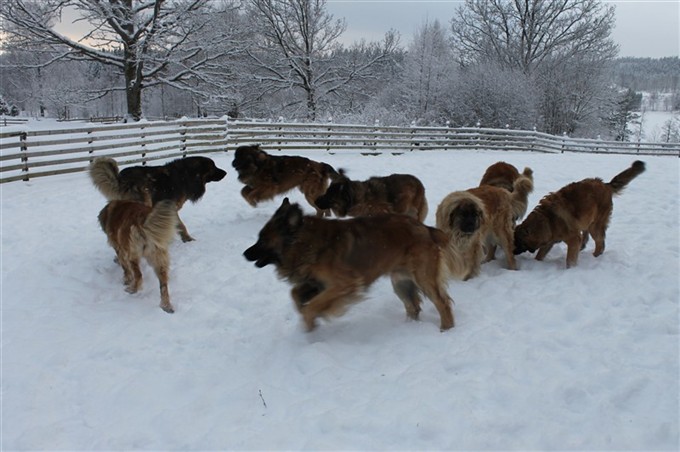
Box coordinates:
[232,144,268,181]
[513,212,551,255]
[244,197,304,268]
[175,156,226,202]
[315,169,352,216]
[436,192,485,239]
[449,198,483,235]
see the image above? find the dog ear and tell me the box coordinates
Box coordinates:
[286,204,303,229]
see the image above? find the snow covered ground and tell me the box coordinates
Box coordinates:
[1,148,678,450]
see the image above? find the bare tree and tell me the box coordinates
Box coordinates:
[449,0,618,135]
[245,0,398,121]
[0,0,244,120]
[399,19,457,123]
[450,0,617,74]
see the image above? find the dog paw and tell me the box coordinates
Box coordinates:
[161,303,175,314]
[180,234,195,243]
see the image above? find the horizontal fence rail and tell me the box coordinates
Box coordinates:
[1,118,678,183]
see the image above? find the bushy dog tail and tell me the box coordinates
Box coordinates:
[89,157,121,200]
[143,200,179,248]
[511,168,534,221]
[608,160,645,195]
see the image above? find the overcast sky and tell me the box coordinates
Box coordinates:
[326,0,679,58]
[54,1,679,59]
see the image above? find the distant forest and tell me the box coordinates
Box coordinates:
[1,0,678,141]
[612,57,680,93]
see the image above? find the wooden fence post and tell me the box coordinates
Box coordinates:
[20,132,29,181]
[180,122,187,158]
[87,129,94,162]
[326,117,332,152]
[561,132,567,153]
[140,123,147,164]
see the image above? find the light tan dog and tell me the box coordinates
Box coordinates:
[467,169,534,270]
[435,191,486,281]
[98,200,179,313]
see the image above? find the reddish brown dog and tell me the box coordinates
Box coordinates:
[315,170,428,222]
[231,144,338,216]
[244,198,455,332]
[514,161,645,268]
[98,200,179,313]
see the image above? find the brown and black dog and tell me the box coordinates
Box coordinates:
[243,198,455,332]
[90,156,226,242]
[98,200,179,313]
[231,144,338,216]
[466,170,534,271]
[315,170,428,222]
[479,161,531,194]
[514,160,645,268]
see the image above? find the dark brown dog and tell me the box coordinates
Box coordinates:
[231,144,338,216]
[467,170,534,271]
[514,160,645,268]
[479,161,531,193]
[98,200,179,313]
[90,156,226,242]
[315,170,428,222]
[243,198,455,332]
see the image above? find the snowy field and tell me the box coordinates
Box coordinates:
[1,148,678,450]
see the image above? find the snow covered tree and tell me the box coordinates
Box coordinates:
[447,61,538,129]
[608,88,641,141]
[0,95,10,115]
[245,0,398,121]
[0,0,244,120]
[450,0,617,75]
[449,0,618,135]
[398,19,457,124]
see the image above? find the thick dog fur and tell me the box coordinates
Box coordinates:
[89,156,226,242]
[466,170,534,270]
[98,200,179,313]
[514,160,646,268]
[479,161,531,194]
[243,198,455,332]
[435,192,487,281]
[315,170,428,222]
[231,144,338,216]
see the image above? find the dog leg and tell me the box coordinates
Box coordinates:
[535,243,554,261]
[581,230,590,250]
[483,243,497,263]
[146,248,174,313]
[412,261,455,330]
[590,227,606,258]
[499,227,517,270]
[565,235,582,268]
[300,281,363,332]
[390,273,422,321]
[241,186,259,207]
[177,217,195,242]
[124,259,143,294]
[291,281,324,313]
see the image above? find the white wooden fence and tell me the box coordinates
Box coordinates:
[1,118,678,183]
